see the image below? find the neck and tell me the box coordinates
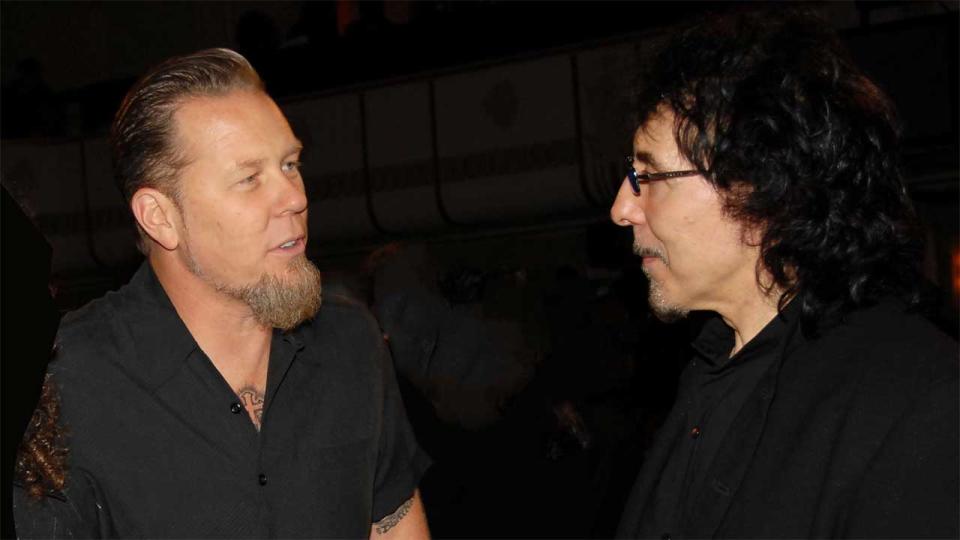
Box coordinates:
[718,285,784,358]
[150,254,272,384]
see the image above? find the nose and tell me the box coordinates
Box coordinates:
[276,172,308,216]
[610,176,645,227]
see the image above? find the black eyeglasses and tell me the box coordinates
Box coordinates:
[624,156,700,195]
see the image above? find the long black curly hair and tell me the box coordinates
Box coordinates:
[636,8,923,333]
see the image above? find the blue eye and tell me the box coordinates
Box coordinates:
[282,160,302,174]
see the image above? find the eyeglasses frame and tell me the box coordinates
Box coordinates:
[624,156,700,195]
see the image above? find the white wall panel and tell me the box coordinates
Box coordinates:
[282,95,375,241]
[435,56,576,153]
[1,41,672,274]
[576,42,647,205]
[433,55,588,224]
[365,82,444,233]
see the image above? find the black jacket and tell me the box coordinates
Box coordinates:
[617,298,959,539]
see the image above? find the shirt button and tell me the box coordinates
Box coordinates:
[690,426,701,438]
[230,402,243,414]
[258,473,267,486]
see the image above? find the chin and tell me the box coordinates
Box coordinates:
[648,282,690,323]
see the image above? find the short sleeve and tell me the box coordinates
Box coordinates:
[370,337,432,522]
[13,469,113,539]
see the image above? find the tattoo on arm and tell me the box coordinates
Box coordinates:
[237,386,265,430]
[374,497,413,535]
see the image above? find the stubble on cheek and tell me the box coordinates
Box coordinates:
[633,241,688,323]
[646,277,689,323]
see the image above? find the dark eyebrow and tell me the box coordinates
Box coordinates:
[234,141,304,171]
[633,150,666,172]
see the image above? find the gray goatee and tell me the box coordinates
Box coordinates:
[633,241,688,323]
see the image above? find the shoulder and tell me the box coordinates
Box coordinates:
[51,292,130,380]
[298,292,389,373]
[57,291,121,341]
[841,299,956,383]
[788,298,957,408]
[311,292,385,344]
[47,283,158,418]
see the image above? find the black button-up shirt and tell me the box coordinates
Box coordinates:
[641,302,794,538]
[618,297,958,539]
[14,263,430,538]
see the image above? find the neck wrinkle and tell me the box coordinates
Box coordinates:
[720,287,783,358]
[150,253,272,369]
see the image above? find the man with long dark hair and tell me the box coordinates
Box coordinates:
[14,48,430,538]
[611,9,958,538]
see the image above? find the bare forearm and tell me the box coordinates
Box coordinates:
[370,490,429,539]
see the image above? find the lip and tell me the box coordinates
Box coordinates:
[270,235,306,255]
[640,255,664,268]
[634,245,662,261]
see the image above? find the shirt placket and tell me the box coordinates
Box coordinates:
[252,332,302,536]
[191,349,270,535]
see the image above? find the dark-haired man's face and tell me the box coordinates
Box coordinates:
[610,108,759,321]
[170,89,321,329]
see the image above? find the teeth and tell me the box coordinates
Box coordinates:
[280,240,296,249]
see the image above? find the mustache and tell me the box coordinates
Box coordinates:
[633,243,667,263]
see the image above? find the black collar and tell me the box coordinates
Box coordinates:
[117,262,307,392]
[691,298,801,371]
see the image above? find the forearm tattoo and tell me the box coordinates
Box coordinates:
[237,386,265,430]
[374,497,413,534]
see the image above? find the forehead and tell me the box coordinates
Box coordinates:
[172,90,297,163]
[633,109,677,153]
[632,108,698,172]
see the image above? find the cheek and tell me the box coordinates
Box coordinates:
[643,202,691,249]
[654,210,713,272]
[222,204,269,238]
[188,207,261,258]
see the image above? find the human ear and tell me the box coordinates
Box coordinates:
[742,224,764,248]
[130,188,181,251]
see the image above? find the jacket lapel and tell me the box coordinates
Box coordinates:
[616,368,695,538]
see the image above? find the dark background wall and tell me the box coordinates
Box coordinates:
[3,1,957,313]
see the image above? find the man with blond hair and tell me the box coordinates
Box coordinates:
[15,48,430,538]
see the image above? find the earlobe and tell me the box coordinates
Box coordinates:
[739,217,765,248]
[131,188,180,251]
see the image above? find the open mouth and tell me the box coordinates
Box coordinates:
[273,236,305,253]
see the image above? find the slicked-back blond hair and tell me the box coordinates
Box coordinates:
[111,48,264,253]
